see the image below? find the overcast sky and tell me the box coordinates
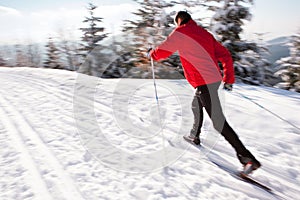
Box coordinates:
[0,0,299,44]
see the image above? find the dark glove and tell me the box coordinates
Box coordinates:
[147,48,153,59]
[223,83,233,91]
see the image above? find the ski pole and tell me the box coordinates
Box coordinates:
[150,57,167,167]
[151,57,159,102]
[234,90,300,133]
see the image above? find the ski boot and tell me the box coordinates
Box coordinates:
[185,135,201,145]
[238,154,261,176]
[242,161,261,176]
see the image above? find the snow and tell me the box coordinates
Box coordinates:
[0,67,299,200]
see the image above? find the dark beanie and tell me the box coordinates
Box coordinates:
[175,11,192,25]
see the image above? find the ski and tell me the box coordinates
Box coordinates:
[209,157,273,193]
[240,172,272,192]
[182,136,281,198]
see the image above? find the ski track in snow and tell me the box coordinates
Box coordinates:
[0,67,300,200]
[0,71,84,200]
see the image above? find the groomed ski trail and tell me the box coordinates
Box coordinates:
[0,71,84,200]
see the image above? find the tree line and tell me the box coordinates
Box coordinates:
[0,0,299,92]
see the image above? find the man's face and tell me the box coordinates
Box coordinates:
[175,18,182,27]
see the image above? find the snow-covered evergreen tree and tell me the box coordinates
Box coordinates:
[122,0,173,66]
[171,0,206,7]
[275,34,300,92]
[9,43,41,68]
[58,31,81,71]
[26,43,41,68]
[98,33,134,78]
[208,0,266,84]
[237,46,272,85]
[78,3,108,76]
[209,0,254,58]
[121,0,184,78]
[0,45,14,67]
[170,0,209,25]
[60,40,80,71]
[79,3,108,55]
[15,44,28,67]
[238,33,277,85]
[0,52,6,67]
[44,37,63,69]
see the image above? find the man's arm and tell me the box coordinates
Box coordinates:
[150,30,179,61]
[214,40,235,84]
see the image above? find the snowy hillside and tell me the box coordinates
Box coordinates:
[0,67,299,200]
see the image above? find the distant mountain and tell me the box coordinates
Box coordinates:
[266,36,290,64]
[267,36,290,45]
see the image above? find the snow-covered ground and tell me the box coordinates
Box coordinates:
[0,67,299,200]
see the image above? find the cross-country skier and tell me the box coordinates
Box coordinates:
[148,11,261,173]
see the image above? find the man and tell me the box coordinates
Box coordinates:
[148,11,261,173]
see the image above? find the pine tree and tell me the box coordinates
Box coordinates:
[170,0,209,25]
[238,33,276,85]
[79,3,108,55]
[78,3,108,76]
[26,43,42,68]
[44,37,63,69]
[0,46,14,67]
[209,0,254,57]
[208,0,265,84]
[58,30,81,71]
[122,0,177,78]
[275,33,300,92]
[0,50,6,67]
[60,40,78,71]
[15,44,28,67]
[100,34,134,78]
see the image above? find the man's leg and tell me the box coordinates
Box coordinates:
[190,90,203,139]
[198,82,260,167]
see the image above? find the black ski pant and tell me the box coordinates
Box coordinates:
[191,82,254,161]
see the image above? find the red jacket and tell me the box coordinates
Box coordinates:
[150,20,235,88]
